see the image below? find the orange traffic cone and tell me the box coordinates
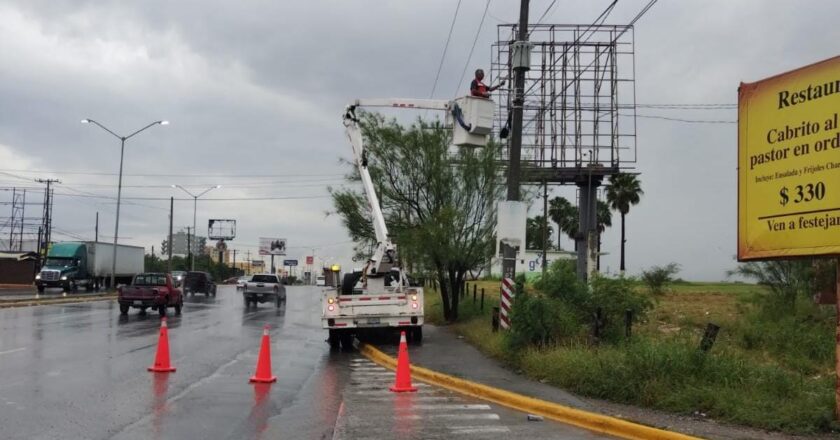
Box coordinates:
[390,331,417,393]
[250,325,277,383]
[148,317,176,373]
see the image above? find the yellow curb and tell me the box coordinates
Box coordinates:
[359,343,703,440]
[0,294,117,308]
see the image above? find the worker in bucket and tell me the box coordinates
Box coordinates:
[470,69,505,98]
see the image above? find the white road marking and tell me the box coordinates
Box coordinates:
[396,413,501,420]
[396,404,492,411]
[365,396,457,402]
[449,426,512,434]
[0,347,25,356]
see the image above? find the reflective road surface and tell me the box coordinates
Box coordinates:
[0,286,612,439]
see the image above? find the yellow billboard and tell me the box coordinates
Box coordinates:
[738,56,840,260]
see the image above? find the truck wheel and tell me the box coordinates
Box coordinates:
[341,272,362,296]
[410,326,423,345]
[175,302,182,315]
[275,295,281,308]
[37,285,45,293]
[340,333,354,352]
[158,304,167,317]
[328,330,341,351]
[119,304,129,315]
[243,296,249,308]
[85,282,93,292]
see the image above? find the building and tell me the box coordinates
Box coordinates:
[488,249,575,280]
[0,252,39,284]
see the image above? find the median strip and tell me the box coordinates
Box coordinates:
[0,293,116,308]
[359,342,702,440]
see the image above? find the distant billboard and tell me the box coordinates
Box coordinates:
[283,259,298,267]
[208,219,236,240]
[306,256,314,265]
[738,55,840,260]
[259,237,286,256]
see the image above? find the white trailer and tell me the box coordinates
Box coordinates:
[88,242,144,281]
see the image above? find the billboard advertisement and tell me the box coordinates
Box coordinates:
[738,56,840,260]
[259,237,286,256]
[208,219,236,240]
[306,256,314,265]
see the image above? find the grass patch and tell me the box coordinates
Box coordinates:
[423,280,839,434]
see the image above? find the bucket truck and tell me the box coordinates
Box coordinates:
[321,97,494,350]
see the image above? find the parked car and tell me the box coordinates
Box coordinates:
[236,275,250,290]
[171,271,186,287]
[118,273,183,316]
[182,271,217,297]
[315,275,326,287]
[243,274,286,308]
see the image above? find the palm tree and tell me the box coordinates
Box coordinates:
[596,200,612,271]
[605,173,643,273]
[548,197,577,250]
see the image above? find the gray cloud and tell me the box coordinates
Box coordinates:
[1,0,838,278]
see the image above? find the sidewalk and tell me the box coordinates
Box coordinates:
[377,325,817,440]
[0,286,114,305]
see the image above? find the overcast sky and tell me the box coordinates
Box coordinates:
[1,0,838,280]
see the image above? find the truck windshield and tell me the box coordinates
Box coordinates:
[44,258,72,267]
[133,274,167,286]
[251,275,277,283]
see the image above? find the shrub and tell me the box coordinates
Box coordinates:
[640,263,680,296]
[507,292,581,350]
[589,274,654,342]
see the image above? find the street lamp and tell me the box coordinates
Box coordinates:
[172,184,221,270]
[82,118,168,290]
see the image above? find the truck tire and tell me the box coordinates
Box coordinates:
[275,295,282,308]
[341,272,362,296]
[328,330,341,351]
[85,282,93,292]
[340,333,354,351]
[175,302,182,315]
[410,326,423,345]
[158,304,167,317]
[243,296,249,308]
[37,285,45,293]
[119,304,129,315]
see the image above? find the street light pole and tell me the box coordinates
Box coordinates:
[82,119,168,290]
[172,184,221,270]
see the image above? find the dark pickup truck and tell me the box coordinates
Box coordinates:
[118,273,184,316]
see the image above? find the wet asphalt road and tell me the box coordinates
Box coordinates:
[0,285,612,439]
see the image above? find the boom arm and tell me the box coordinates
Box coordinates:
[343,99,451,277]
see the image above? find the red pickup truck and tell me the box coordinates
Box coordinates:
[118,273,184,316]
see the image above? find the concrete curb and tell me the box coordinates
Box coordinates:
[359,342,702,440]
[0,293,116,308]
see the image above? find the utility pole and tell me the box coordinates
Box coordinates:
[167,197,173,273]
[500,0,531,330]
[186,226,192,271]
[19,190,25,252]
[232,249,237,274]
[246,250,251,274]
[8,187,16,250]
[95,212,99,243]
[542,180,548,274]
[36,179,59,259]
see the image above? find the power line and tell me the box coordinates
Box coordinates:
[0,169,345,178]
[634,113,736,124]
[453,0,493,97]
[52,193,332,202]
[532,0,557,28]
[430,0,462,98]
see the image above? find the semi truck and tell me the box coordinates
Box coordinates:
[321,97,493,350]
[35,242,144,292]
